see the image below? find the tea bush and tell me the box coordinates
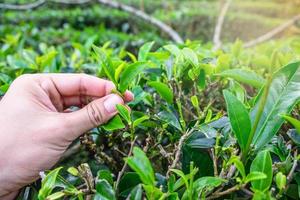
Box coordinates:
[1,31,300,199]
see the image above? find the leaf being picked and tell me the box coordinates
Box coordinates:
[116,104,131,124]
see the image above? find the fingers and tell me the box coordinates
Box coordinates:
[62,90,134,108]
[40,73,116,97]
[63,94,124,138]
[37,73,134,109]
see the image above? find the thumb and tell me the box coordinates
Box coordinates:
[64,94,124,138]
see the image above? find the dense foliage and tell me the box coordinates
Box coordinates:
[1,0,300,200]
[1,32,300,199]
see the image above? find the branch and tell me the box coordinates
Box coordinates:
[207,184,246,200]
[0,0,46,10]
[97,0,184,43]
[212,0,232,50]
[244,14,300,48]
[51,0,92,4]
[287,149,298,183]
[167,125,198,176]
[115,136,137,190]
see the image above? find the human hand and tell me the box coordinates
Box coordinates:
[0,74,133,199]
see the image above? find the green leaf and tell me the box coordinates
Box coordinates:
[92,45,115,84]
[275,172,286,190]
[45,191,64,200]
[102,115,125,131]
[127,52,137,63]
[250,150,273,191]
[95,179,116,200]
[67,167,78,177]
[244,172,267,183]
[143,185,163,200]
[114,62,126,82]
[228,156,246,179]
[138,41,154,61]
[182,48,198,67]
[198,69,206,89]
[193,176,226,192]
[251,62,300,150]
[281,115,300,134]
[216,69,265,88]
[157,110,182,131]
[126,147,155,186]
[223,90,251,152]
[190,95,199,108]
[129,184,143,200]
[133,115,150,128]
[116,104,131,124]
[163,44,181,57]
[148,81,173,104]
[38,167,63,200]
[170,169,189,189]
[118,172,142,197]
[36,50,57,70]
[97,170,113,186]
[119,62,148,93]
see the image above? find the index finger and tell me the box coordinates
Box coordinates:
[39,73,115,97]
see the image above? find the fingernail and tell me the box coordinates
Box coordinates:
[105,81,116,94]
[104,94,123,113]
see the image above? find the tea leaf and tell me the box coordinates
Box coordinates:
[95,179,116,200]
[250,150,273,191]
[193,176,225,192]
[163,44,181,57]
[129,184,143,200]
[126,147,155,186]
[251,62,300,150]
[97,170,113,185]
[216,69,265,88]
[116,104,131,124]
[45,192,64,200]
[170,169,189,189]
[119,62,148,93]
[92,45,115,84]
[38,167,63,200]
[138,41,154,61]
[148,81,173,104]
[228,156,246,179]
[244,172,267,183]
[182,47,198,67]
[275,172,286,190]
[102,115,125,131]
[157,110,182,131]
[67,167,78,177]
[223,90,251,152]
[281,115,300,134]
[133,115,150,128]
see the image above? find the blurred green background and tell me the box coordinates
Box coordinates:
[1,0,299,48]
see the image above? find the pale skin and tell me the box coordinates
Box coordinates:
[0,74,134,199]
